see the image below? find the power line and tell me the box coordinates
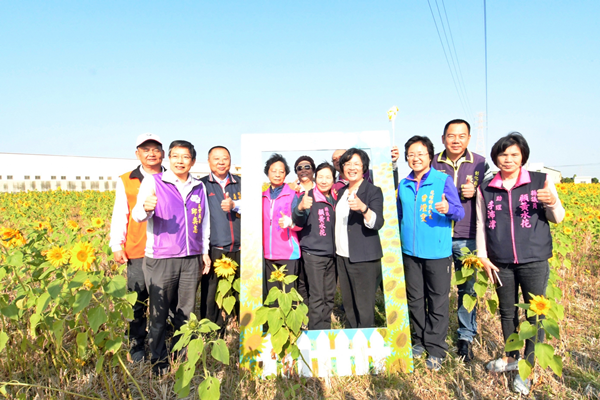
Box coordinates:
[484,0,488,154]
[438,0,474,117]
[426,0,470,118]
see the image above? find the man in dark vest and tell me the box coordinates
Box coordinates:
[199,146,242,331]
[432,119,489,362]
[109,133,164,362]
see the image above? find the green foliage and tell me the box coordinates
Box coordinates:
[172,313,229,399]
[249,264,310,375]
[452,247,499,314]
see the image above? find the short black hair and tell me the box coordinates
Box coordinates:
[490,132,530,167]
[208,146,231,157]
[169,140,196,161]
[264,153,290,176]
[443,119,471,136]
[294,155,316,173]
[404,135,434,163]
[339,148,370,174]
[315,162,336,178]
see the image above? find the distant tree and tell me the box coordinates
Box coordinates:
[562,177,574,183]
[592,177,599,184]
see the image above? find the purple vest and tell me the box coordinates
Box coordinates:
[432,150,486,239]
[148,173,207,258]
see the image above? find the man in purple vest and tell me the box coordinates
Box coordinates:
[432,119,489,362]
[132,140,211,375]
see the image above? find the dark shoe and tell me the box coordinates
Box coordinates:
[131,349,145,363]
[412,344,426,359]
[457,339,474,362]
[152,361,170,377]
[426,355,444,371]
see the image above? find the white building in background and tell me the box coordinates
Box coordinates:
[574,176,592,184]
[0,153,240,192]
[526,163,562,184]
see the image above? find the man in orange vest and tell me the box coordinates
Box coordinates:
[109,133,165,362]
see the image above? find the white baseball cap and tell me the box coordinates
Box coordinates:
[136,133,163,147]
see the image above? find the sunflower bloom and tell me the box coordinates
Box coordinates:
[0,228,26,248]
[213,255,238,277]
[83,279,93,290]
[47,246,70,267]
[70,242,96,271]
[269,264,287,282]
[91,218,104,228]
[67,220,79,231]
[462,254,484,269]
[529,294,551,316]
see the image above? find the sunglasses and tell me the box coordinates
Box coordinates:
[296,165,312,172]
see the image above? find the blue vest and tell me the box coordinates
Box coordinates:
[398,168,452,259]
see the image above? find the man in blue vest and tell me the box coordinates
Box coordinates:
[432,119,489,362]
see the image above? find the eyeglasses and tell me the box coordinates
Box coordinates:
[407,152,429,160]
[296,165,312,172]
[170,155,192,161]
[139,148,162,155]
[344,162,363,169]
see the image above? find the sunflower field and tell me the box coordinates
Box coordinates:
[0,183,599,399]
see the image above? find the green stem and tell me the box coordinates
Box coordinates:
[0,381,102,399]
[116,353,146,400]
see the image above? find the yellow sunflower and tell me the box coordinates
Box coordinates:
[0,228,26,248]
[70,241,96,271]
[213,255,238,277]
[529,294,551,316]
[269,264,287,282]
[91,218,104,228]
[46,246,70,267]
[241,330,266,355]
[388,357,409,374]
[66,220,79,231]
[393,286,407,302]
[391,329,409,349]
[382,252,400,266]
[83,279,94,290]
[563,227,573,235]
[462,254,484,269]
[384,279,398,292]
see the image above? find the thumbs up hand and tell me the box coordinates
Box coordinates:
[298,192,313,211]
[278,211,293,229]
[435,193,449,214]
[537,179,556,205]
[348,190,366,212]
[221,192,235,212]
[461,176,475,199]
[144,187,158,212]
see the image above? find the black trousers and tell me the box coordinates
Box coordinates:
[263,259,299,302]
[403,253,452,359]
[296,257,310,306]
[495,259,549,365]
[303,252,336,330]
[143,255,201,364]
[200,247,240,327]
[337,256,382,328]
[127,258,148,351]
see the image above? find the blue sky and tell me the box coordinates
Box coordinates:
[2,1,599,177]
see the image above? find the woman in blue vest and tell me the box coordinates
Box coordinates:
[477,133,564,395]
[292,162,337,330]
[397,135,464,371]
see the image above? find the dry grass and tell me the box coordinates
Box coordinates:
[2,244,599,400]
